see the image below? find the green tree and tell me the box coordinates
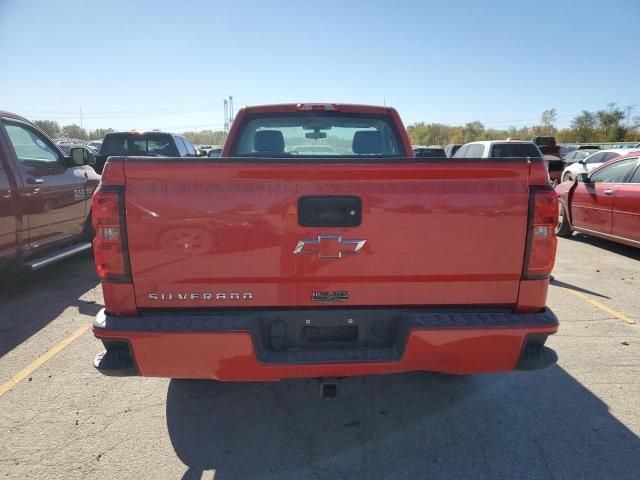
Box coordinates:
[33,120,60,138]
[540,108,558,135]
[406,122,429,145]
[569,111,596,142]
[182,130,226,145]
[597,103,626,141]
[626,115,640,141]
[461,121,485,143]
[88,128,114,140]
[60,124,88,140]
[406,122,451,145]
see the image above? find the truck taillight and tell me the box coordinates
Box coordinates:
[523,188,558,279]
[92,186,131,282]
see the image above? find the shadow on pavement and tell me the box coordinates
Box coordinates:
[166,368,640,480]
[570,234,640,261]
[550,278,611,299]
[0,252,101,358]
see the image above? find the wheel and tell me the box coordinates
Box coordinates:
[556,202,572,237]
[562,172,572,182]
[82,211,95,241]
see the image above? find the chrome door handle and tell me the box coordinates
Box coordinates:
[27,178,44,184]
[603,189,615,196]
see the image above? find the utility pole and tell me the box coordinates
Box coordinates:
[223,96,234,142]
[223,99,229,140]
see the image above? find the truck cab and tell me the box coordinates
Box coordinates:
[0,111,100,272]
[95,131,200,174]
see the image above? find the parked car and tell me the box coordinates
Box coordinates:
[563,148,600,165]
[58,143,97,160]
[413,146,446,158]
[91,102,558,385]
[57,143,83,155]
[453,140,543,159]
[87,140,103,151]
[85,144,99,155]
[197,144,214,155]
[96,131,199,173]
[207,145,224,158]
[560,148,638,182]
[444,144,462,158]
[559,145,576,158]
[556,153,640,247]
[0,111,100,272]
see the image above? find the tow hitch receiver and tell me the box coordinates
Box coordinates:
[319,378,340,399]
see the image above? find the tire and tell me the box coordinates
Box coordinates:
[82,211,95,241]
[556,202,572,237]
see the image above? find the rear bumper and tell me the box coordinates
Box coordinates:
[93,307,559,380]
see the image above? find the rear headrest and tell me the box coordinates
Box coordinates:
[254,130,284,153]
[352,131,382,154]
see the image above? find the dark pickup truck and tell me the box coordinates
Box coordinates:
[95,131,200,173]
[533,136,563,185]
[0,111,100,272]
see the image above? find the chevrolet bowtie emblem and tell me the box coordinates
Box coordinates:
[293,234,366,259]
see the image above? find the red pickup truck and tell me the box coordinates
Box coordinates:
[92,103,559,390]
[0,111,100,272]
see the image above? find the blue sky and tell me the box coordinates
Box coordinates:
[1,0,638,132]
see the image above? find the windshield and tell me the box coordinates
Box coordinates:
[585,152,606,164]
[231,114,403,157]
[100,134,177,156]
[576,150,597,159]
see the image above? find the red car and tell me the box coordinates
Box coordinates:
[91,103,559,390]
[556,152,640,247]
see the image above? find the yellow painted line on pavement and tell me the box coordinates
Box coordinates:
[0,324,91,398]
[567,290,636,325]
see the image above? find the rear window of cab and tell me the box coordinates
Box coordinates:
[490,143,542,158]
[230,113,404,157]
[100,134,178,157]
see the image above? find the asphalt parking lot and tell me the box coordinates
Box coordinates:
[1,236,639,480]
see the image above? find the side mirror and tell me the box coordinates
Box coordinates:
[578,159,586,165]
[576,172,591,183]
[70,147,95,166]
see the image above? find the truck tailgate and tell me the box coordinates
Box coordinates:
[123,160,531,309]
